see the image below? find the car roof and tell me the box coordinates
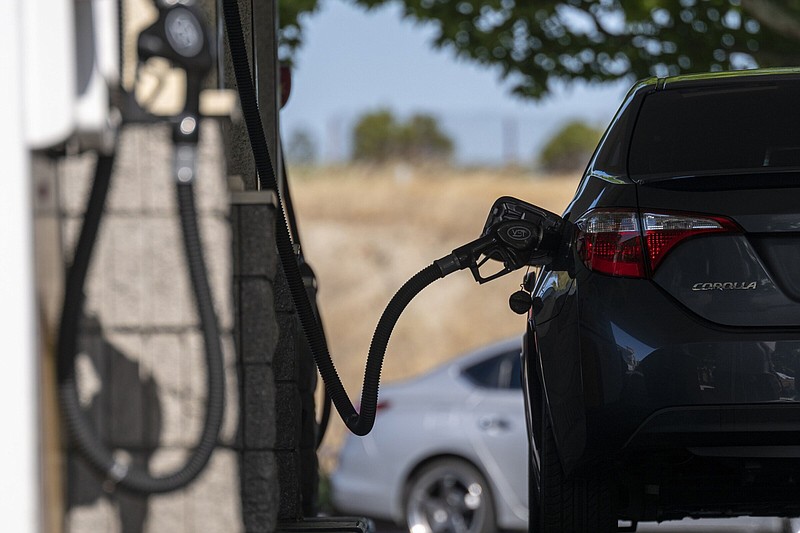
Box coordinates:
[661,67,800,90]
[627,68,800,99]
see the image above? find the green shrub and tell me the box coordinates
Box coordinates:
[538,120,603,173]
[352,109,398,163]
[352,109,453,163]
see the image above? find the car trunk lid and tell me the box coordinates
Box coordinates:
[638,176,800,327]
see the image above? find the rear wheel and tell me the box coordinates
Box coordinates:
[530,400,616,532]
[405,458,496,533]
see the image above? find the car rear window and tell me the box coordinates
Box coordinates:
[629,80,800,181]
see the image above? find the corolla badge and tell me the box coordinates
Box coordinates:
[691,281,758,291]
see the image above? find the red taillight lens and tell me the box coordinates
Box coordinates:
[577,210,738,278]
[641,213,737,271]
[577,211,646,278]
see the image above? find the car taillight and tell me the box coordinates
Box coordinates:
[577,209,738,278]
[641,212,737,271]
[577,210,646,277]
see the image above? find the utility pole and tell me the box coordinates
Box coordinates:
[502,116,519,166]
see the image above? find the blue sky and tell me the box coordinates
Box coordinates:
[280,0,633,165]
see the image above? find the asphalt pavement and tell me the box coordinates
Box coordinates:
[372,517,800,532]
[634,517,796,532]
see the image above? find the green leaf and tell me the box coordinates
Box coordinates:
[280,0,800,99]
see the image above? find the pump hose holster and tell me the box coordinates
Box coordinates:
[58,2,225,493]
[57,146,226,493]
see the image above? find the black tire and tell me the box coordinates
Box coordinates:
[405,458,496,533]
[530,399,616,532]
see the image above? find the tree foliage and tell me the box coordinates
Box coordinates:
[352,109,454,162]
[352,110,398,162]
[538,120,603,173]
[279,0,800,99]
[278,0,321,65]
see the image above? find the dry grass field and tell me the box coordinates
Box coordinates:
[289,163,581,467]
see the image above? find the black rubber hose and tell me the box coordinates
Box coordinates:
[222,0,445,435]
[280,144,302,247]
[283,150,332,447]
[353,263,443,435]
[58,153,225,493]
[57,153,115,386]
[306,284,331,449]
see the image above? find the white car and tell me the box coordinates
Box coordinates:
[331,338,528,533]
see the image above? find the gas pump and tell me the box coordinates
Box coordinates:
[57,0,227,494]
[62,0,573,502]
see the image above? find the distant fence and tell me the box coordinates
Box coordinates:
[285,107,617,167]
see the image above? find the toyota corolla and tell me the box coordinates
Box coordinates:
[524,68,800,531]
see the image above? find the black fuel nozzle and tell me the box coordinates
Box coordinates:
[136,1,213,144]
[436,196,572,283]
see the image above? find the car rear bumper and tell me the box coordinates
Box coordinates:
[530,265,800,472]
[329,472,395,522]
[624,403,800,452]
[330,436,398,522]
[612,404,800,521]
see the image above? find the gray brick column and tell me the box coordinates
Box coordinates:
[231,192,281,532]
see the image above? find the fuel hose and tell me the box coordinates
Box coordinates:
[223,0,446,435]
[279,143,332,448]
[57,147,225,493]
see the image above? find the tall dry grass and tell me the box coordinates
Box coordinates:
[289,163,582,468]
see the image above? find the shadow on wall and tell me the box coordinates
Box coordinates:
[66,315,162,533]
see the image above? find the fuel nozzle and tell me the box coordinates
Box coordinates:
[436,196,572,283]
[136,0,213,143]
